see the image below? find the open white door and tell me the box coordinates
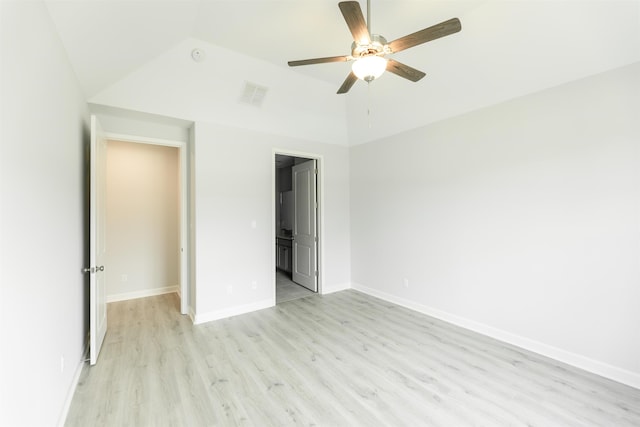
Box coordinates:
[88,115,107,365]
[292,159,318,292]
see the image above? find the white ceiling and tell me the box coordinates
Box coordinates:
[44,0,640,143]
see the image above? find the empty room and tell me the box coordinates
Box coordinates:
[1,1,639,426]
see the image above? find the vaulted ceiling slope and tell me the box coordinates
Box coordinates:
[45,1,640,145]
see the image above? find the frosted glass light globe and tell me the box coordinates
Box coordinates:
[352,56,387,82]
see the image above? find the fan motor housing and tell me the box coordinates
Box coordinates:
[351,34,389,58]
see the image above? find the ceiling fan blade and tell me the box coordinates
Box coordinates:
[337,72,358,94]
[288,55,350,67]
[339,1,370,44]
[386,59,426,82]
[388,18,461,53]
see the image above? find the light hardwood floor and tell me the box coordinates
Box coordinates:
[65,291,640,426]
[276,270,315,304]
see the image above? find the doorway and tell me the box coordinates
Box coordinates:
[104,133,189,314]
[274,153,321,304]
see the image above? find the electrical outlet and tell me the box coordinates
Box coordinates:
[403,278,409,288]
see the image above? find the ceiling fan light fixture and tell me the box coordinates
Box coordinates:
[287,1,461,94]
[352,55,387,82]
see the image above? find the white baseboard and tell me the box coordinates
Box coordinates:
[107,285,178,303]
[321,282,351,295]
[351,282,640,390]
[193,298,274,325]
[57,338,89,426]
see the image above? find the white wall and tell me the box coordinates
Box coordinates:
[88,33,353,321]
[105,140,180,301]
[0,2,89,425]
[350,62,640,387]
[193,122,351,321]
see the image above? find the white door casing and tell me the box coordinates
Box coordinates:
[89,115,108,365]
[292,159,318,292]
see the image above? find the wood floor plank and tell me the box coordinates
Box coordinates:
[65,291,640,426]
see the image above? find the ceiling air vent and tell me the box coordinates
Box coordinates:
[240,81,268,107]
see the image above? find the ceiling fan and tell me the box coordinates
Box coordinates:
[288,1,461,94]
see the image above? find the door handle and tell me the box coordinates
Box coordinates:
[82,266,105,274]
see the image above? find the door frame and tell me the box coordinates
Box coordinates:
[272,149,324,301]
[105,132,189,315]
